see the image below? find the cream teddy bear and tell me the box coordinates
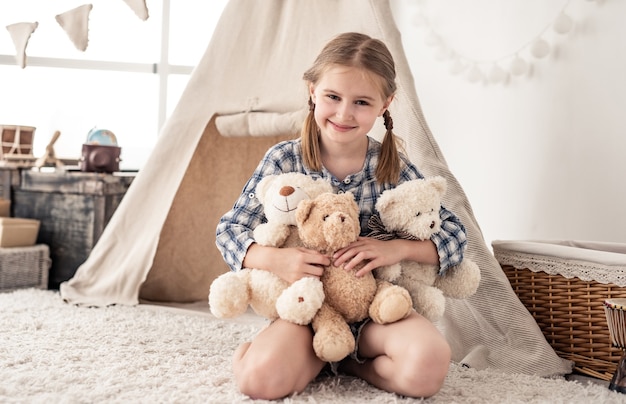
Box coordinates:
[296,191,413,363]
[368,176,481,322]
[209,173,331,324]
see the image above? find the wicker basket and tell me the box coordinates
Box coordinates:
[0,244,51,291]
[493,240,626,381]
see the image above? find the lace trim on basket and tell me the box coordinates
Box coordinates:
[494,249,626,287]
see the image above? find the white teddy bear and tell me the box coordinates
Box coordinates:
[209,172,331,324]
[368,176,481,322]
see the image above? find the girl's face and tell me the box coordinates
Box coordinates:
[309,65,392,147]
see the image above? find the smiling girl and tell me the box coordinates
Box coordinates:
[216,32,467,400]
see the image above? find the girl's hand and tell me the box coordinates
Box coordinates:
[274,247,329,284]
[333,237,406,277]
[333,237,441,278]
[245,244,329,284]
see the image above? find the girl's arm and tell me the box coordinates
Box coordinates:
[215,140,330,282]
[216,140,299,271]
[334,237,439,278]
[334,205,467,277]
[215,146,282,271]
[216,198,329,282]
[215,190,261,271]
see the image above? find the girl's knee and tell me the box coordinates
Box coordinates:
[232,322,322,399]
[400,338,451,398]
[233,348,305,400]
[234,356,286,399]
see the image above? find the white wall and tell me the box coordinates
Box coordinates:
[390,0,626,248]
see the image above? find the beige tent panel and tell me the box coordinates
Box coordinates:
[140,116,293,302]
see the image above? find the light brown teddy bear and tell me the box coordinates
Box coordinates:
[209,173,331,324]
[296,191,413,363]
[369,176,481,322]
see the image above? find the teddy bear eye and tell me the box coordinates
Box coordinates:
[415,212,421,217]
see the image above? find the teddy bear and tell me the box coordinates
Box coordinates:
[368,176,481,322]
[209,172,331,324]
[295,191,414,363]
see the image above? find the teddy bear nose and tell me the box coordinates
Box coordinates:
[429,221,435,229]
[279,186,295,196]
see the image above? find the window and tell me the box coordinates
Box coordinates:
[0,0,228,170]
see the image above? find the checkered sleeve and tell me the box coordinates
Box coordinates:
[430,206,467,274]
[215,141,300,271]
[215,192,261,271]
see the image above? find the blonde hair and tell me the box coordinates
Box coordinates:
[301,32,401,184]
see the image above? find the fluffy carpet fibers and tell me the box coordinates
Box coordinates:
[1,289,625,403]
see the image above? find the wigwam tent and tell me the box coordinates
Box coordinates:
[60,0,572,377]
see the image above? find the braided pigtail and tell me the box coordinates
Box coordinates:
[376,109,401,185]
[301,98,322,171]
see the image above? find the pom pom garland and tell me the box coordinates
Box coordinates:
[411,0,597,85]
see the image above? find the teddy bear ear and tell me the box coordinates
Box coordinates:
[255,175,276,204]
[430,176,447,196]
[375,191,395,213]
[295,199,315,225]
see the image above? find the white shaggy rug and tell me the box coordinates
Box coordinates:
[1,289,625,404]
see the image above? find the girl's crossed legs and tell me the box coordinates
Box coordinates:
[233,311,450,400]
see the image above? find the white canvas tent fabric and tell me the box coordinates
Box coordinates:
[60,0,572,377]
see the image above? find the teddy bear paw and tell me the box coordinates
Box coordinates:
[435,259,481,299]
[413,287,446,322]
[369,284,413,324]
[208,271,250,318]
[276,277,325,325]
[313,327,355,363]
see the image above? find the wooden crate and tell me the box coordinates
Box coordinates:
[13,170,135,289]
[0,167,21,201]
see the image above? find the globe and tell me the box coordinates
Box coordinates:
[86,127,118,146]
